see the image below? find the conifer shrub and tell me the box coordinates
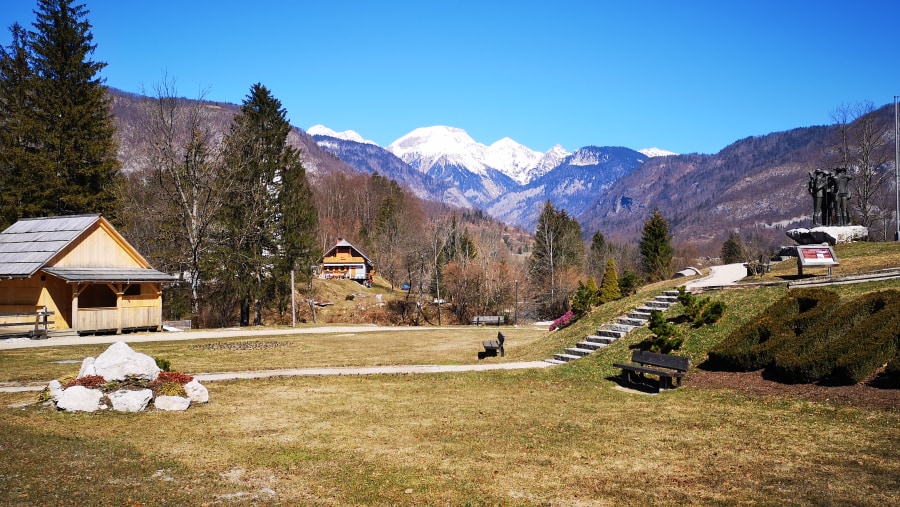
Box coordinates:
[676,286,727,327]
[831,314,900,385]
[773,290,900,384]
[707,288,839,371]
[643,310,683,353]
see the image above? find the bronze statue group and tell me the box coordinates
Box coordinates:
[808,167,852,226]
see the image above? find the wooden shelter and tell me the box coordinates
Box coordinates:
[318,238,374,282]
[0,214,175,335]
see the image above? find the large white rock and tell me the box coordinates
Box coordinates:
[786,226,868,246]
[108,389,153,412]
[77,357,96,378]
[155,395,191,411]
[57,386,103,412]
[92,341,160,381]
[183,379,209,403]
[47,379,64,402]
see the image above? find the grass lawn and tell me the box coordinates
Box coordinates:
[1,270,898,505]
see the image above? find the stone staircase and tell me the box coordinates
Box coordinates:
[545,290,680,365]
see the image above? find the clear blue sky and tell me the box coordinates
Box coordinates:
[3,0,899,154]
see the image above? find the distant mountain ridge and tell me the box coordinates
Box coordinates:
[311,124,652,229]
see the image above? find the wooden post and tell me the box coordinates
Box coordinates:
[72,284,80,333]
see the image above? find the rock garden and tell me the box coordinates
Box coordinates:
[40,341,208,412]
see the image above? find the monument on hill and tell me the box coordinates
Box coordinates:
[788,167,867,245]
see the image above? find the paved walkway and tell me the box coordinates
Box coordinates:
[685,263,747,289]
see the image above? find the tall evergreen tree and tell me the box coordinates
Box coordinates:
[215,83,318,325]
[26,0,122,219]
[0,23,38,228]
[720,230,746,264]
[529,200,584,318]
[639,207,674,282]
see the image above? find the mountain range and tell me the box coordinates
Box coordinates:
[310,124,662,230]
[109,89,897,255]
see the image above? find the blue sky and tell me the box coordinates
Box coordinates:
[2,0,898,154]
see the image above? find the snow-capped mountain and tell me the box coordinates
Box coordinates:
[387,126,557,185]
[308,124,377,145]
[639,147,677,158]
[309,123,650,229]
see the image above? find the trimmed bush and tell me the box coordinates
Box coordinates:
[773,290,900,384]
[707,288,840,371]
[831,313,900,385]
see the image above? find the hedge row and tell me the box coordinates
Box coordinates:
[708,288,900,385]
[772,291,900,384]
[706,289,840,371]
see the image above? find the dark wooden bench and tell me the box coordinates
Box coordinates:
[472,315,503,326]
[613,350,690,390]
[479,332,505,359]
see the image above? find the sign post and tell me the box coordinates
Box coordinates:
[796,245,840,277]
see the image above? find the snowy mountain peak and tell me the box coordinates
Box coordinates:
[308,124,377,145]
[388,126,489,175]
[639,147,677,157]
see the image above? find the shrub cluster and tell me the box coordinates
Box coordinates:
[709,288,900,385]
[549,310,575,331]
[676,286,726,327]
[645,310,683,353]
[706,288,839,371]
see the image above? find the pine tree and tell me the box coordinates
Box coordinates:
[639,207,674,282]
[599,257,621,303]
[720,230,745,264]
[0,23,38,228]
[26,0,122,219]
[215,83,317,325]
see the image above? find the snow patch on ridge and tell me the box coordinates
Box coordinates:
[308,124,378,145]
[639,147,677,157]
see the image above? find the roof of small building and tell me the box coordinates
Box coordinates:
[320,238,373,265]
[0,214,174,282]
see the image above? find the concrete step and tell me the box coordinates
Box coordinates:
[586,334,616,345]
[544,358,567,365]
[596,328,625,339]
[604,323,637,334]
[565,347,594,357]
[552,353,582,363]
[645,300,673,309]
[663,290,680,297]
[617,317,646,327]
[635,306,657,314]
[655,295,679,303]
[577,341,607,351]
[628,310,651,320]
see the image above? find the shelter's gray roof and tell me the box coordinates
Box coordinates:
[0,215,101,278]
[42,267,176,283]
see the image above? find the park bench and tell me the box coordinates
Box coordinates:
[479,332,505,359]
[0,309,55,339]
[613,350,690,390]
[472,315,503,326]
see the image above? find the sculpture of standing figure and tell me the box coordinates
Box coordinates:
[808,169,829,226]
[833,167,853,226]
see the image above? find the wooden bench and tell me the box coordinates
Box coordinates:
[0,309,55,339]
[479,332,505,359]
[613,350,690,390]
[473,315,503,326]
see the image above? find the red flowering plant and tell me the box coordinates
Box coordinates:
[549,310,575,331]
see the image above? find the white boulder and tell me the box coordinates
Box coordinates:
[786,226,868,246]
[47,379,65,402]
[155,395,191,411]
[77,357,97,378]
[108,389,153,412]
[183,379,209,403]
[92,341,160,381]
[57,386,103,412]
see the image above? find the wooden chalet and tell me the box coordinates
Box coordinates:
[318,238,374,282]
[0,214,176,335]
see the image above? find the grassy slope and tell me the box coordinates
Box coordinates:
[1,243,899,506]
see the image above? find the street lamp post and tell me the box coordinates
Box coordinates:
[514,279,519,326]
[895,95,899,241]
